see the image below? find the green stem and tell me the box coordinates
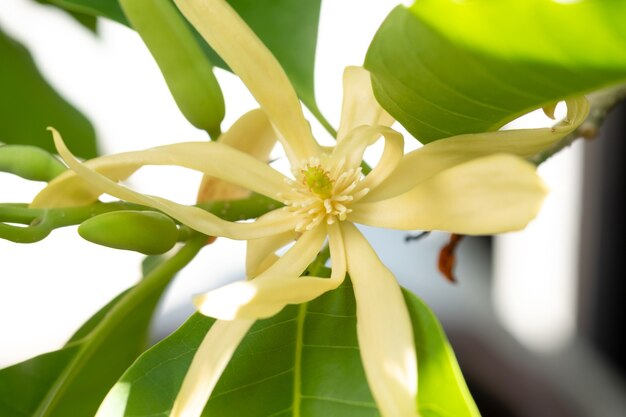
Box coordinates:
[0,194,282,244]
[0,202,144,243]
[34,237,206,417]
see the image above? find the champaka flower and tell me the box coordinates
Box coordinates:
[31,0,589,416]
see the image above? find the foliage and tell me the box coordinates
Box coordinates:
[365,0,626,143]
[99,281,478,417]
[0,28,96,158]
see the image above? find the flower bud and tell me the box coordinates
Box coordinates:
[78,210,179,255]
[0,144,66,182]
[120,0,225,137]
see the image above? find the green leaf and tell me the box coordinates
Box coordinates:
[403,291,480,417]
[99,281,478,416]
[0,240,203,417]
[0,28,97,158]
[365,1,626,143]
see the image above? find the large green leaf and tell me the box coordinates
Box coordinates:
[0,28,97,158]
[365,1,626,143]
[98,281,479,416]
[0,240,203,417]
[47,0,328,131]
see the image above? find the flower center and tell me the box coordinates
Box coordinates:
[302,165,333,199]
[280,158,369,232]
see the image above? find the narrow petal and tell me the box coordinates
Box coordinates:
[44,128,298,239]
[33,132,290,209]
[197,108,277,202]
[363,97,589,202]
[330,125,402,173]
[351,154,547,235]
[341,222,418,417]
[337,66,394,142]
[194,274,341,320]
[173,0,320,164]
[195,223,346,320]
[170,319,254,417]
[246,211,298,277]
[326,221,347,280]
[357,128,404,194]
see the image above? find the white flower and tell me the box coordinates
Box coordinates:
[33,1,589,416]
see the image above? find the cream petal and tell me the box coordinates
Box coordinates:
[330,125,402,173]
[173,0,320,164]
[325,221,347,279]
[350,154,547,235]
[197,108,277,202]
[363,97,589,202]
[33,132,290,209]
[246,211,298,277]
[45,128,298,239]
[170,319,254,417]
[31,161,138,209]
[195,223,347,320]
[356,128,404,195]
[194,274,340,320]
[336,66,394,142]
[341,222,418,417]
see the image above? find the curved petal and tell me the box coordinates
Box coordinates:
[194,223,347,320]
[363,97,589,202]
[33,132,290,209]
[330,125,402,174]
[44,128,299,239]
[170,319,254,417]
[357,128,404,195]
[173,0,320,164]
[246,210,298,277]
[350,154,547,235]
[337,66,394,142]
[197,108,277,202]
[341,222,418,417]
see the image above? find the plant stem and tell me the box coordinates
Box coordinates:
[0,194,281,244]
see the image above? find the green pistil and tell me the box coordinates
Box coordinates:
[302,165,333,199]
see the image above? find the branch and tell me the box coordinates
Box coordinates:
[531,83,626,166]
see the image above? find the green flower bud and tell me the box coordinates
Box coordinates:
[120,0,225,138]
[0,144,66,182]
[78,210,179,255]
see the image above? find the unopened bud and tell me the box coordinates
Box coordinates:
[78,210,178,255]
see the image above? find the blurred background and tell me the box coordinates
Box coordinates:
[0,0,624,416]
